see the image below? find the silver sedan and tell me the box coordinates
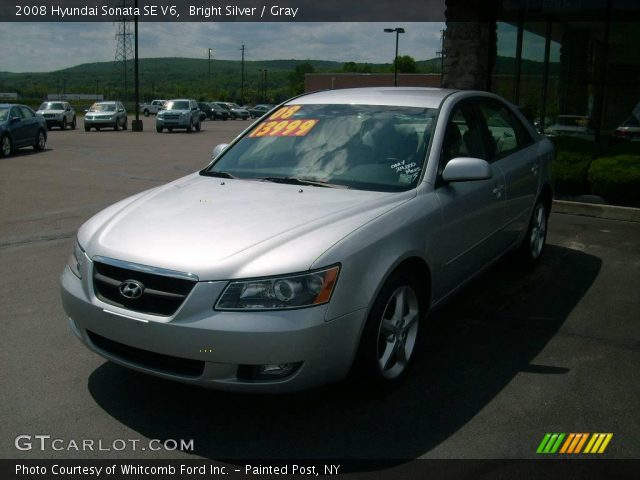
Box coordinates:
[60,87,553,392]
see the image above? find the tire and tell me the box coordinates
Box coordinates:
[195,120,201,132]
[114,121,120,131]
[96,127,101,131]
[518,199,548,265]
[123,118,128,130]
[231,113,237,120]
[156,126,162,133]
[351,270,426,388]
[60,118,66,130]
[168,128,173,132]
[1,134,12,157]
[186,119,193,133]
[144,109,150,117]
[33,129,46,151]
[71,116,76,130]
[84,125,90,132]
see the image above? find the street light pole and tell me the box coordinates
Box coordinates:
[208,48,214,98]
[384,27,405,87]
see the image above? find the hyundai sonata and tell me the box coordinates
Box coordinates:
[61,88,553,392]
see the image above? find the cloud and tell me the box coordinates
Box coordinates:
[0,22,445,72]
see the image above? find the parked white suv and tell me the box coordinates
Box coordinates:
[37,101,76,130]
[156,99,201,133]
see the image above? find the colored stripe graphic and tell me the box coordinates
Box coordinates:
[538,433,613,454]
[585,434,614,454]
[537,433,565,454]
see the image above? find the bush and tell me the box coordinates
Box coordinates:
[550,135,601,158]
[588,155,640,205]
[552,151,593,195]
[605,141,640,157]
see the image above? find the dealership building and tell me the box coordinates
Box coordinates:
[306,0,639,142]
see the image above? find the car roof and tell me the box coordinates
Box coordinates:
[291,87,460,108]
[0,104,23,108]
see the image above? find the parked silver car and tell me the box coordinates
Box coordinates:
[37,101,76,130]
[84,101,128,131]
[61,88,553,392]
[156,99,201,133]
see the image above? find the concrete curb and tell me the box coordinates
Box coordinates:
[553,200,640,223]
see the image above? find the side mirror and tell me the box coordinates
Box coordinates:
[211,143,228,159]
[442,157,492,183]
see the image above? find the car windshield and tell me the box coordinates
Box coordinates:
[39,102,65,110]
[89,103,116,112]
[205,104,437,192]
[623,116,639,127]
[0,108,9,121]
[165,101,190,110]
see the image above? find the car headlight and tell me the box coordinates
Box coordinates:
[215,265,340,311]
[67,240,86,279]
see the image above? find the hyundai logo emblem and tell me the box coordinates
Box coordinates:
[119,280,144,299]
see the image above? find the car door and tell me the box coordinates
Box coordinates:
[476,98,539,245]
[19,106,39,141]
[8,106,28,146]
[431,99,507,298]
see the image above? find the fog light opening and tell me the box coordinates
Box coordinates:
[238,362,302,380]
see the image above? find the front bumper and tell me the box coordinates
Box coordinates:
[60,264,365,393]
[156,116,191,129]
[84,117,117,128]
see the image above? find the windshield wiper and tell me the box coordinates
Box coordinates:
[202,170,236,179]
[258,177,348,189]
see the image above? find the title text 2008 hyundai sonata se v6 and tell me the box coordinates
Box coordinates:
[61,87,553,392]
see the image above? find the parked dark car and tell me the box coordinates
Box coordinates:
[214,102,249,120]
[197,102,214,121]
[209,102,230,121]
[0,104,47,157]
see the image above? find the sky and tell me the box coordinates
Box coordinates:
[0,22,448,72]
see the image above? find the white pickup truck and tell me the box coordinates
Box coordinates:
[139,100,166,117]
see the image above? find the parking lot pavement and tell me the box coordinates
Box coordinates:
[1,121,638,460]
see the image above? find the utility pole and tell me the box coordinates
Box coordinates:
[208,48,214,98]
[437,29,446,87]
[240,43,245,105]
[132,0,142,131]
[114,0,134,101]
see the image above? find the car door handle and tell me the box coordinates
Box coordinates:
[530,164,539,175]
[492,184,504,198]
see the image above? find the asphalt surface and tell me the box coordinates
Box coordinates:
[1,116,638,461]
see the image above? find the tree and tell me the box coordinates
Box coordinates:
[393,55,418,73]
[289,62,315,94]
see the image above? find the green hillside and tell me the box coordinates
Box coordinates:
[0,55,556,106]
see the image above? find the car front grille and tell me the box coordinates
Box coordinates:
[87,331,205,378]
[43,113,56,118]
[163,114,180,120]
[92,261,196,316]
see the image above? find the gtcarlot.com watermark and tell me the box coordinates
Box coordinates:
[15,435,194,452]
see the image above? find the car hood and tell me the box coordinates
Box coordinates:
[159,109,190,114]
[37,109,64,114]
[79,173,413,280]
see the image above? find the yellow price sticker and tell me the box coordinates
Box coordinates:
[248,119,318,138]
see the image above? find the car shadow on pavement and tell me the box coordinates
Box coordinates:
[87,244,601,461]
